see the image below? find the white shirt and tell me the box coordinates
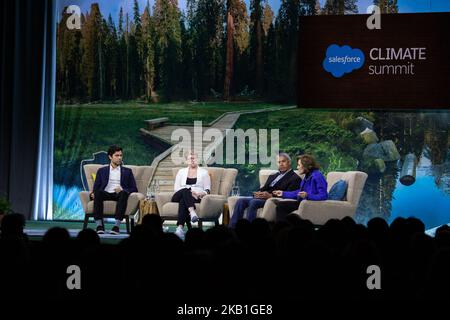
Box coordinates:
[105,165,121,193]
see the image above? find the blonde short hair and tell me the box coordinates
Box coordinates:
[184,150,198,159]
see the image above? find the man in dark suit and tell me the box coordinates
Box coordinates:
[91,145,138,234]
[229,153,301,228]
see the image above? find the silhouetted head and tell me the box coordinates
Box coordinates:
[435,225,450,249]
[406,217,425,236]
[271,220,291,237]
[436,224,450,234]
[76,228,100,247]
[43,227,70,246]
[142,214,163,233]
[317,218,349,250]
[341,216,357,228]
[0,213,25,239]
[389,217,407,240]
[205,226,237,249]
[128,224,158,247]
[367,217,389,240]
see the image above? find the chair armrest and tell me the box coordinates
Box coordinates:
[228,196,287,221]
[297,200,356,225]
[259,197,285,222]
[155,192,174,213]
[125,192,145,216]
[199,194,227,219]
[79,191,91,213]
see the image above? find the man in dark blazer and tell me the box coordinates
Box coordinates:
[91,145,138,234]
[229,153,301,228]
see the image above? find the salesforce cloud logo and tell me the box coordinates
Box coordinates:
[323,44,365,78]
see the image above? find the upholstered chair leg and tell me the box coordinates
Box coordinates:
[83,215,89,229]
[130,217,135,231]
[125,216,130,234]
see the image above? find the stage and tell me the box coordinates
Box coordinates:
[22,219,450,243]
[23,220,179,243]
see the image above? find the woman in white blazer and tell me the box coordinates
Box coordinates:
[173,151,211,239]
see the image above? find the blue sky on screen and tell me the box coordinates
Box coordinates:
[57,0,450,23]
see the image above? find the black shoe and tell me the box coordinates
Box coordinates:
[110,226,120,235]
[96,225,105,234]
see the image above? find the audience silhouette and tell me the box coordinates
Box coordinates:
[1,213,450,300]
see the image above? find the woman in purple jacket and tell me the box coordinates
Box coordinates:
[272,154,328,222]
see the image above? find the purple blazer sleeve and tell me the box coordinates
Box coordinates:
[306,174,328,201]
[282,189,300,199]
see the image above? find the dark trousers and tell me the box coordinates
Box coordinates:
[276,200,301,222]
[171,188,201,226]
[93,190,130,221]
[230,197,266,228]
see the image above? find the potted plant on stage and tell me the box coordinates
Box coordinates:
[0,196,11,225]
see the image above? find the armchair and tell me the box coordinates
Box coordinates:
[227,169,301,223]
[79,164,154,233]
[228,170,368,226]
[155,167,238,229]
[292,171,368,225]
